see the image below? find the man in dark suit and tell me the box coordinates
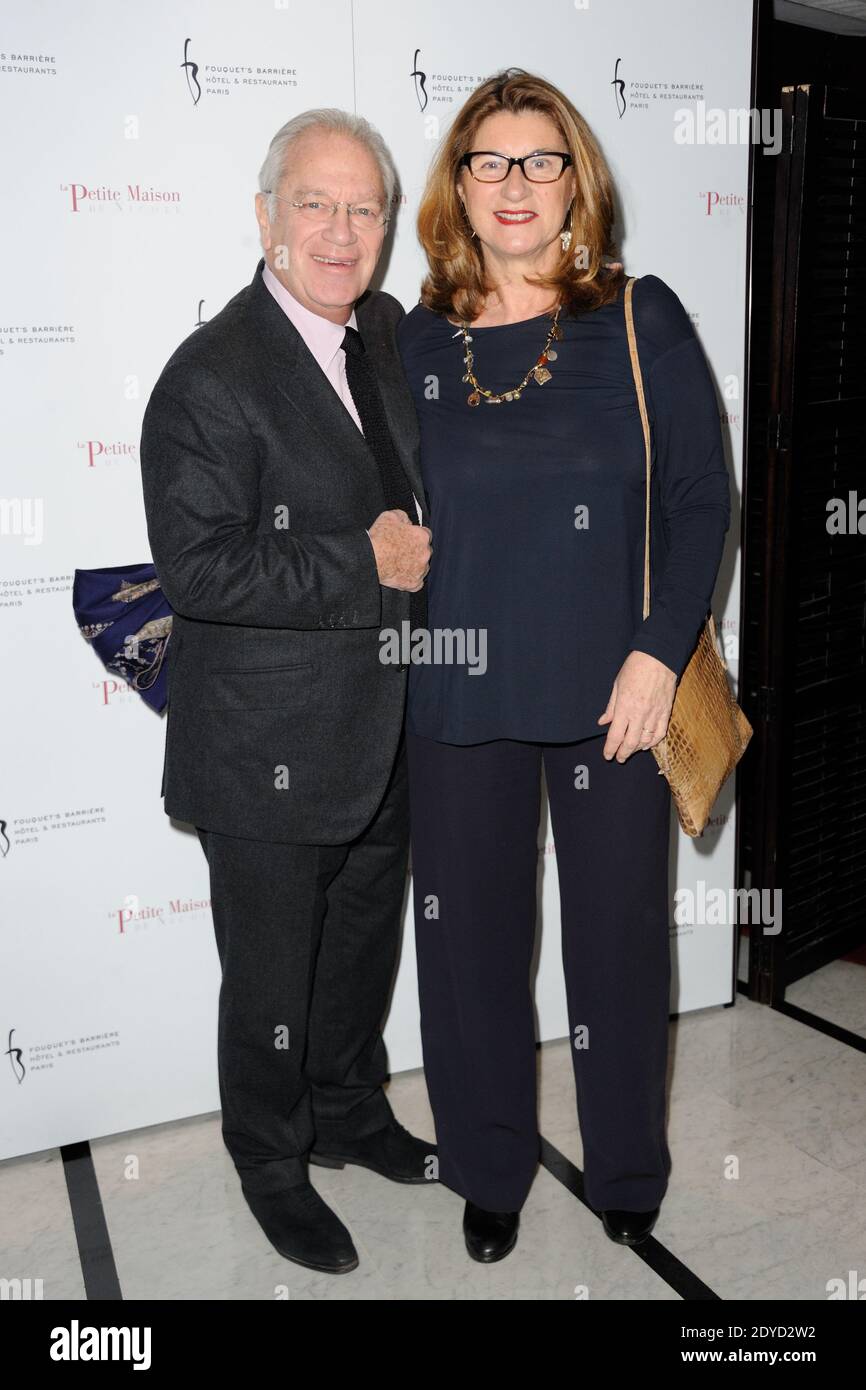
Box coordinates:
[139,109,433,1274]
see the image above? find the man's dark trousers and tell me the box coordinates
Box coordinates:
[197,730,409,1198]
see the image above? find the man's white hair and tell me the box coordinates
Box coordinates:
[258,108,398,222]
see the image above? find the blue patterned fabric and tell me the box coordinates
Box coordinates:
[72,563,173,712]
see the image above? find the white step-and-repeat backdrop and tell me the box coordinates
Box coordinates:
[0,0,755,1159]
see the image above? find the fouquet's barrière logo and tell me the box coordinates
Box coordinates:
[181,37,201,106]
[611,57,626,119]
[6,1028,25,1084]
[0,818,9,858]
[411,48,428,112]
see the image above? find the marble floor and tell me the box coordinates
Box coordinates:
[3,966,864,1301]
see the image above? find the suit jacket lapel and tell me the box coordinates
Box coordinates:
[246,261,429,523]
[245,262,384,506]
[358,305,429,519]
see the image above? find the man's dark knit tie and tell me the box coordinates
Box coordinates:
[342,325,427,633]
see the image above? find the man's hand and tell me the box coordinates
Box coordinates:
[367,509,432,592]
[597,650,677,762]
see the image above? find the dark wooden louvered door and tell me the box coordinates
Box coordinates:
[738,82,866,1003]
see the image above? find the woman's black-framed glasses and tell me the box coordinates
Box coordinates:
[459,151,573,183]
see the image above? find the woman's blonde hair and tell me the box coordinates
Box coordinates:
[418,68,626,321]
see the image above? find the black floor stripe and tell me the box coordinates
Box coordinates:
[737,979,866,1053]
[538,1136,722,1300]
[772,1000,866,1054]
[60,1140,123,1300]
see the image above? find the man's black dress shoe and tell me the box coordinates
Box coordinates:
[310,1118,437,1184]
[601,1206,660,1246]
[242,1181,359,1273]
[463,1200,520,1263]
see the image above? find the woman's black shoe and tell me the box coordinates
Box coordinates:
[601,1206,660,1246]
[463,1200,520,1262]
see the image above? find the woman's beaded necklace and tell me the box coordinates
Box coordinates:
[457,304,564,406]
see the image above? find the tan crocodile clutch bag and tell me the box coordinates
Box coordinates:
[624,277,753,837]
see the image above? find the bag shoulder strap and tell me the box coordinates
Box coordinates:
[624,276,652,620]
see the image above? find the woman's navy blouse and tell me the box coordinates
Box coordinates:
[396,275,731,745]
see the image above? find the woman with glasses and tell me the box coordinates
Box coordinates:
[397,69,731,1262]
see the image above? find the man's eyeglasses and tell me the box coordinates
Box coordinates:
[263,191,389,229]
[459,151,573,184]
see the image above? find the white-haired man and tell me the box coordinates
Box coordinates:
[140,110,434,1274]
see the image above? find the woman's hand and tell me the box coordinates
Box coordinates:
[597,651,677,762]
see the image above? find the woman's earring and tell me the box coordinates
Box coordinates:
[561,205,575,252]
[458,191,479,239]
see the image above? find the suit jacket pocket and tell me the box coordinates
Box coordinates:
[199,662,313,711]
